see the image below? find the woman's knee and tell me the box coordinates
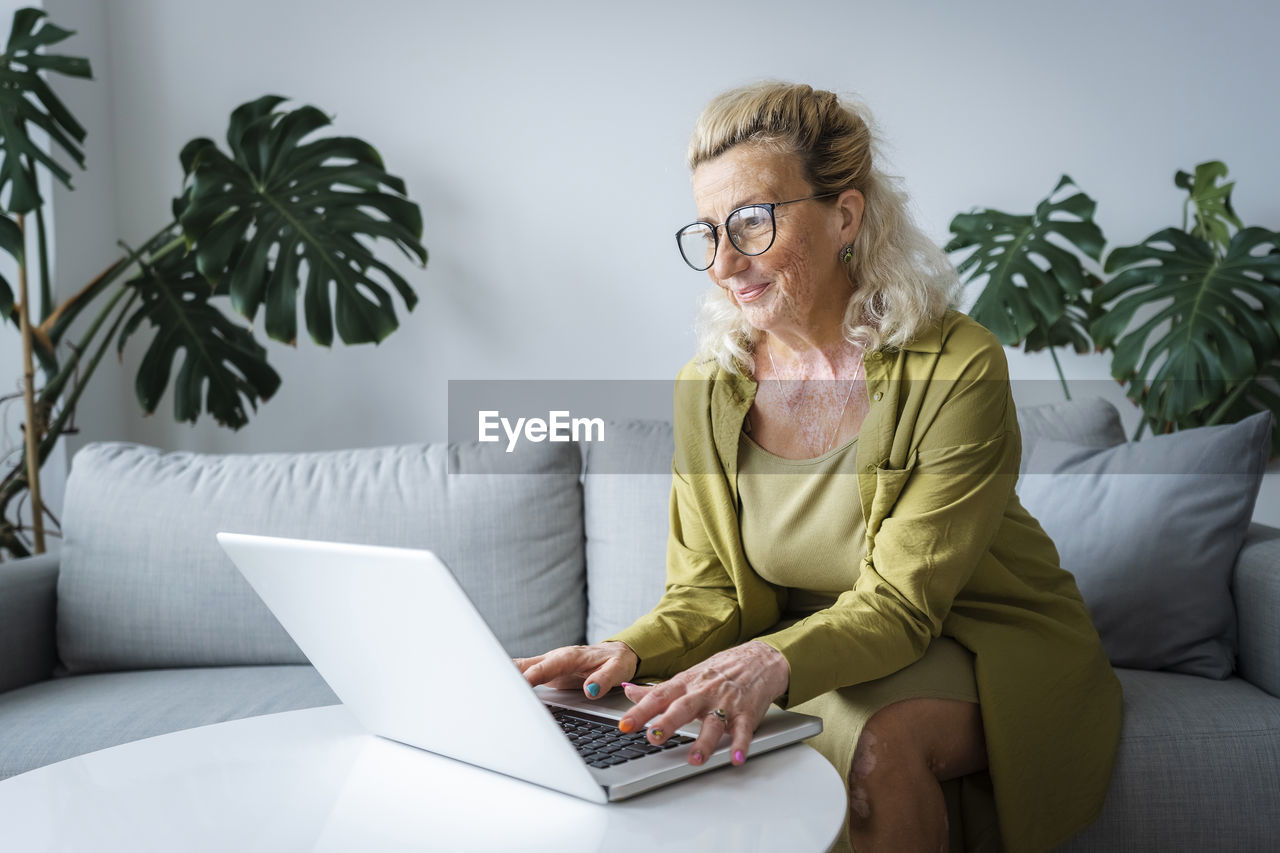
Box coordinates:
[845,711,931,828]
[847,712,906,821]
[849,698,987,791]
[848,705,907,787]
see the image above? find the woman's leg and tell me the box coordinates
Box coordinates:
[846,697,988,853]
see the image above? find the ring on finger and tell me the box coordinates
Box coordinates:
[711,708,728,725]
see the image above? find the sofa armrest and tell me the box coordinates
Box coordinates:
[1234,522,1280,698]
[0,552,59,694]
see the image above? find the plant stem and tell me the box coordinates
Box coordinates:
[34,237,160,411]
[44,288,127,404]
[1048,347,1071,401]
[1,231,152,557]
[0,285,132,513]
[35,205,52,325]
[1205,379,1252,427]
[15,214,45,553]
[40,223,180,346]
[39,288,139,461]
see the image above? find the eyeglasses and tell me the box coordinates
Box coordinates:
[675,192,839,271]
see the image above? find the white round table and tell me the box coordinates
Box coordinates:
[0,705,846,852]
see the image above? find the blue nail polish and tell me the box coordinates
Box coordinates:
[586,682,600,698]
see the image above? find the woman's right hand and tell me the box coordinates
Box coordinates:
[514,641,639,700]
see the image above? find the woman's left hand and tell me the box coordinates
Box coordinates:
[618,640,790,767]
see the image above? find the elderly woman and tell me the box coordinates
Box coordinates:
[518,82,1122,853]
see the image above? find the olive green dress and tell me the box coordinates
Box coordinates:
[606,310,1122,853]
[738,431,997,852]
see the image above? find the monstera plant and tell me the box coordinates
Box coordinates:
[946,175,1105,399]
[949,162,1280,445]
[0,8,427,558]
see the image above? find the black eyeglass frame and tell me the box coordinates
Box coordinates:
[674,191,841,271]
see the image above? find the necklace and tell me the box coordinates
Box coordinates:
[766,341,860,454]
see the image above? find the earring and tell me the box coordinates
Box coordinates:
[840,243,854,264]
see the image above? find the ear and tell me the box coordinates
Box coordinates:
[837,189,866,245]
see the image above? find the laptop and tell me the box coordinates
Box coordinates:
[216,532,822,803]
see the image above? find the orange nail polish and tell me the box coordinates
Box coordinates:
[618,718,634,733]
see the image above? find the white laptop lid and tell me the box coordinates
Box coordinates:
[216,532,606,803]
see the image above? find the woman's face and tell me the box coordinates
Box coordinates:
[691,144,863,339]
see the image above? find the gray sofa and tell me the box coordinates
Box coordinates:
[1,399,1278,851]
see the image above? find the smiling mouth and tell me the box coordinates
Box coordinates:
[734,283,770,303]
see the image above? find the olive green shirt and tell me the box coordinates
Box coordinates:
[607,310,1122,853]
[737,432,864,616]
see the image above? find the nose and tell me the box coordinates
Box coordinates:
[709,230,750,284]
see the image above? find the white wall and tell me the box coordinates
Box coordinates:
[28,0,1280,514]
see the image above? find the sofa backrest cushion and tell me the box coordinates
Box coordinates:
[57,441,585,673]
[1016,395,1128,473]
[580,398,1133,645]
[582,420,674,644]
[1019,410,1272,678]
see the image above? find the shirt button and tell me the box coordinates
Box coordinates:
[873,391,883,401]
[868,351,883,361]
[864,463,875,473]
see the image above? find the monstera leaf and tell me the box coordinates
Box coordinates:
[1217,357,1280,454]
[1093,227,1280,429]
[0,7,91,214]
[176,95,426,347]
[0,212,22,319]
[118,240,281,429]
[1176,161,1243,255]
[1022,271,1105,356]
[947,175,1105,350]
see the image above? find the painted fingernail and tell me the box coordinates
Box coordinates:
[690,751,704,764]
[650,728,664,740]
[620,682,635,687]
[618,718,635,733]
[586,682,600,698]
[733,750,745,765]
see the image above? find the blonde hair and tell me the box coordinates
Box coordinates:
[688,81,958,374]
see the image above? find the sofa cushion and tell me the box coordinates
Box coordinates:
[0,554,58,694]
[582,420,674,644]
[58,441,585,672]
[1015,395,1128,475]
[1018,411,1272,677]
[1234,524,1280,698]
[1057,668,1280,852]
[0,665,338,780]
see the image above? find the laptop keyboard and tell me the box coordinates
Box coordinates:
[549,707,694,769]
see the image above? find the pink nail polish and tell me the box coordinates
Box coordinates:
[691,751,703,763]
[733,749,745,764]
[620,682,635,687]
